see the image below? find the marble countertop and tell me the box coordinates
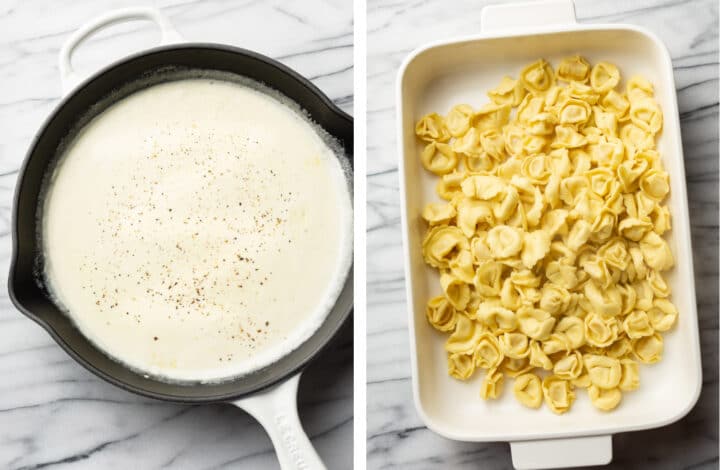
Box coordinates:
[367,0,718,468]
[0,1,352,469]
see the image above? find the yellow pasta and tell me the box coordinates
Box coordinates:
[520,59,556,94]
[513,373,543,408]
[422,225,468,269]
[601,90,630,119]
[416,57,676,413]
[421,142,458,175]
[521,230,552,269]
[436,171,465,200]
[627,75,654,102]
[542,375,575,414]
[584,312,620,347]
[474,102,512,133]
[426,296,457,332]
[647,298,678,331]
[619,359,640,391]
[445,104,475,137]
[529,340,553,370]
[633,333,664,364]
[639,231,674,270]
[451,126,482,156]
[554,316,585,349]
[607,336,633,359]
[500,332,531,359]
[446,314,484,354]
[486,225,523,258]
[480,368,505,399]
[488,76,526,107]
[584,354,622,389]
[622,310,654,338]
[588,385,622,411]
[553,350,584,380]
[556,55,591,83]
[572,373,592,388]
[448,352,475,380]
[474,333,504,369]
[422,202,457,226]
[477,302,517,332]
[440,272,470,310]
[590,62,620,93]
[517,306,556,340]
[502,357,534,378]
[449,249,476,284]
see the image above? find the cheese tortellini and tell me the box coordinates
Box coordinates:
[417,57,678,414]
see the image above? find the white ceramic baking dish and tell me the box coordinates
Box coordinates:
[396,1,702,468]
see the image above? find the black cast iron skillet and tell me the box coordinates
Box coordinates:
[7,8,352,469]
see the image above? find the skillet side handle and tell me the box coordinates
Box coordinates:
[480,0,577,32]
[510,435,612,469]
[232,373,326,470]
[58,7,184,95]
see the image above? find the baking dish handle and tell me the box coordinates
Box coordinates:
[510,434,612,469]
[58,7,184,95]
[481,0,577,32]
[231,373,326,470]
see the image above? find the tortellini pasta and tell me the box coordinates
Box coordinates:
[488,76,526,107]
[474,333,504,369]
[584,354,622,389]
[418,58,678,414]
[422,202,457,226]
[588,385,622,411]
[619,359,640,391]
[513,373,543,408]
[416,112,450,142]
[445,104,475,137]
[590,62,620,94]
[556,55,590,83]
[426,296,457,332]
[500,332,530,359]
[448,352,475,380]
[632,333,664,364]
[480,368,505,399]
[446,314,484,354]
[486,225,523,258]
[553,351,584,380]
[542,375,575,414]
[520,59,555,95]
[421,142,458,175]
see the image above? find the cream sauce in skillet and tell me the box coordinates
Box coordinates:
[42,78,352,382]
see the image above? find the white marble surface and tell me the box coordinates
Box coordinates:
[0,1,353,469]
[367,0,718,468]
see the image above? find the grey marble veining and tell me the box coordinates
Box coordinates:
[0,1,352,469]
[366,0,718,468]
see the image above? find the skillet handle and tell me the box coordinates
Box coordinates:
[231,373,326,470]
[510,435,612,469]
[58,7,184,95]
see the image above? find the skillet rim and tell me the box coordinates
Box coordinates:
[8,42,354,403]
